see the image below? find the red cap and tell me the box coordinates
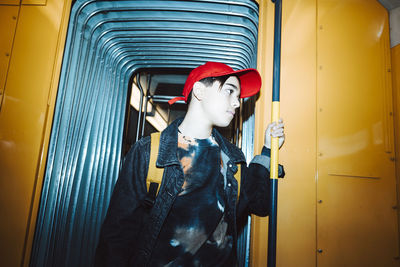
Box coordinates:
[168,62,262,105]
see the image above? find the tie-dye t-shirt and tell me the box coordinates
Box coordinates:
[149,132,234,267]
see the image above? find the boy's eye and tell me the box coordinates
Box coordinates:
[225,88,234,94]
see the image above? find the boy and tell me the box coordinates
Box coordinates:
[95,62,285,266]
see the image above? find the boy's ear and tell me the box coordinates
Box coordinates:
[192,81,205,101]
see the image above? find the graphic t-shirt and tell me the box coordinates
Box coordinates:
[148,132,233,267]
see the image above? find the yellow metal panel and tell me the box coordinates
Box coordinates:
[392,44,400,255]
[22,0,47,5]
[317,0,399,266]
[0,0,72,265]
[0,0,21,5]
[252,0,317,266]
[0,5,19,109]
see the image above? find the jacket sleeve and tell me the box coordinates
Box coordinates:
[240,146,285,217]
[94,137,150,267]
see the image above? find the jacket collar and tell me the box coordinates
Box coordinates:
[156,117,246,167]
[211,127,246,164]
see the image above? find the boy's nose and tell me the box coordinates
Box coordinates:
[232,98,240,108]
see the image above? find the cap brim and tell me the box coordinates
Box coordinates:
[230,68,262,98]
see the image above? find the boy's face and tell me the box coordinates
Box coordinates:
[200,76,241,127]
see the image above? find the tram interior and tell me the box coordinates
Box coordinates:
[1,0,400,266]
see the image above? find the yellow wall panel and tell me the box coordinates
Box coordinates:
[0,5,19,108]
[0,0,71,265]
[22,0,47,5]
[0,0,21,5]
[392,44,400,254]
[317,0,398,266]
[252,0,317,266]
[253,0,398,266]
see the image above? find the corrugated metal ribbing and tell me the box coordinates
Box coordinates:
[31,1,259,266]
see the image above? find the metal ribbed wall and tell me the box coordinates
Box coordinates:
[31,0,259,266]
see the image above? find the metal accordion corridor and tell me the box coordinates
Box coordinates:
[30,0,260,266]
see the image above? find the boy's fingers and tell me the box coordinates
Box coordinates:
[271,130,284,137]
[272,124,284,130]
[268,120,284,135]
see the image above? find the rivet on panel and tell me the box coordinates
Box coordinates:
[5,53,10,57]
[390,157,395,162]
[12,16,17,20]
[318,153,323,157]
[319,25,323,30]
[317,249,323,253]
[319,65,323,70]
[389,112,393,116]
[319,108,323,112]
[318,200,323,204]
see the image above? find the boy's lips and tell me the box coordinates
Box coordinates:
[227,111,235,117]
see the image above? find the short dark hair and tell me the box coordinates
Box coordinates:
[187,74,238,104]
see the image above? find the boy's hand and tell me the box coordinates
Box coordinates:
[264,119,285,149]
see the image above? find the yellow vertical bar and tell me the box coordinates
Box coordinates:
[270,101,280,179]
[392,44,400,258]
[23,0,73,264]
[251,0,274,265]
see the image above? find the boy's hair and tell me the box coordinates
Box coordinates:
[186,74,236,104]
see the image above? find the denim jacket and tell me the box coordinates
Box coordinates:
[95,118,284,266]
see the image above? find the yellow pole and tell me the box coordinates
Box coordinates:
[270,101,280,179]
